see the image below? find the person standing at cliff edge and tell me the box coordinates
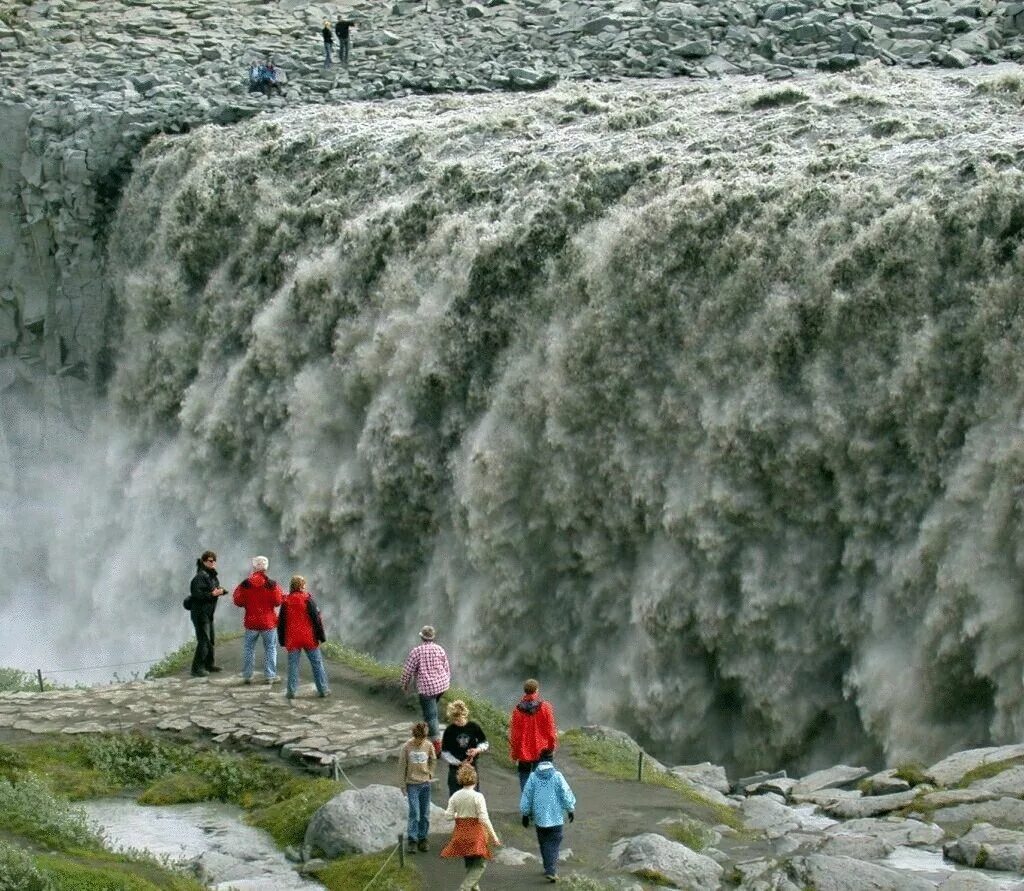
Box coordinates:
[277,575,329,700]
[401,625,450,755]
[232,556,284,685]
[186,550,227,678]
[509,678,558,791]
[321,19,334,68]
[335,16,355,67]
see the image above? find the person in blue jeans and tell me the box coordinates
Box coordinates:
[520,749,576,883]
[400,721,436,853]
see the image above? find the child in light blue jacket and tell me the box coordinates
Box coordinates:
[520,749,576,882]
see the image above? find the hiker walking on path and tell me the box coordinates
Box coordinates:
[509,678,558,790]
[400,721,436,854]
[400,625,450,753]
[277,575,329,700]
[187,550,227,678]
[520,749,576,883]
[441,699,489,798]
[442,764,501,891]
[321,19,334,67]
[232,556,284,685]
[335,16,354,66]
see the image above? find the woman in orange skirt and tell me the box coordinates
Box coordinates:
[441,763,501,890]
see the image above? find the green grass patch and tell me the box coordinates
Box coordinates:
[633,867,675,886]
[0,838,53,891]
[321,642,402,684]
[34,850,205,891]
[138,771,216,805]
[308,850,422,891]
[661,815,716,851]
[0,774,101,850]
[893,763,930,787]
[146,632,243,679]
[247,777,344,847]
[562,730,743,831]
[958,755,1024,788]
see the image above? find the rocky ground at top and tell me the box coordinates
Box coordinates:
[7,649,1024,888]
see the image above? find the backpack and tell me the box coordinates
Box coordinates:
[183,595,194,610]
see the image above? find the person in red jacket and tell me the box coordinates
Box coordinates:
[232,555,284,685]
[509,678,558,791]
[277,575,329,700]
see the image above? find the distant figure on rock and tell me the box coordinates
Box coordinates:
[442,764,501,891]
[520,749,576,883]
[509,678,558,791]
[232,556,284,685]
[248,58,284,97]
[400,625,450,755]
[187,550,227,678]
[335,17,355,67]
[441,699,489,799]
[400,720,436,854]
[277,575,329,700]
[322,20,334,68]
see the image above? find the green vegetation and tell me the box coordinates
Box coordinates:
[308,850,422,890]
[893,763,930,787]
[976,73,1024,98]
[562,730,743,831]
[248,777,342,847]
[634,867,675,886]
[558,876,618,891]
[749,87,809,110]
[662,815,717,851]
[0,667,52,692]
[146,632,243,679]
[958,755,1024,788]
[320,641,402,684]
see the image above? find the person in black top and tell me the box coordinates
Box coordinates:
[440,699,489,798]
[321,20,334,68]
[335,17,355,67]
[187,550,227,677]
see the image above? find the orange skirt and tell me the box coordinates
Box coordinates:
[441,818,492,859]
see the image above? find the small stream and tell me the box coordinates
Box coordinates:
[82,798,324,891]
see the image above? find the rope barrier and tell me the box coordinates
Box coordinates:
[360,838,401,891]
[332,756,360,790]
[41,658,164,674]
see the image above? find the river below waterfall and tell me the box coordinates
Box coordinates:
[82,798,323,890]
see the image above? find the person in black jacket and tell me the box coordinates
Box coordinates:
[441,699,489,798]
[321,20,334,68]
[335,17,354,67]
[187,550,227,677]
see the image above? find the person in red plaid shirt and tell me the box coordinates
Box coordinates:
[401,625,451,753]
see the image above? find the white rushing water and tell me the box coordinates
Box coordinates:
[6,65,1024,772]
[82,798,323,890]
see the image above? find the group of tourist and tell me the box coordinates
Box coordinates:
[187,552,575,886]
[322,17,355,68]
[186,551,329,700]
[398,626,577,886]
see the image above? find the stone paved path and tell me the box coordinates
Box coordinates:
[0,656,417,772]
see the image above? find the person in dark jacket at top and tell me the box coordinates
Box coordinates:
[520,749,576,883]
[335,17,354,66]
[509,678,558,791]
[232,556,284,685]
[188,550,227,678]
[277,575,329,700]
[321,19,334,68]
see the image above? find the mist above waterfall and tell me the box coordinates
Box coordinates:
[7,67,1024,772]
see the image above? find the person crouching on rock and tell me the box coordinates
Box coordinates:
[442,764,501,891]
[520,748,576,883]
[441,699,489,799]
[187,550,227,677]
[277,575,329,700]
[232,556,284,685]
[400,721,436,854]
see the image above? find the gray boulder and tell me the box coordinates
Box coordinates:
[304,784,450,857]
[944,822,1024,871]
[609,833,723,889]
[938,872,1004,889]
[788,854,934,891]
[822,788,918,819]
[862,769,911,796]
[932,796,1024,829]
[816,832,894,860]
[925,744,1024,787]
[792,765,869,796]
[825,816,944,847]
[971,764,1024,798]
[669,762,731,795]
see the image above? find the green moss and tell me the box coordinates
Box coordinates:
[247,777,343,847]
[308,850,422,890]
[958,755,1024,788]
[146,632,243,679]
[662,816,716,851]
[633,867,675,886]
[975,846,989,868]
[35,851,204,891]
[138,771,216,805]
[893,763,929,787]
[320,642,403,683]
[562,730,743,831]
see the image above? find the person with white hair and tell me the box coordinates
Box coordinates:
[232,556,285,684]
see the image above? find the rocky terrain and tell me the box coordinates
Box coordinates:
[1,0,1023,383]
[8,669,1024,887]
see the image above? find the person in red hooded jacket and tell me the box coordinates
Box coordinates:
[232,555,285,685]
[509,678,558,791]
[277,575,329,700]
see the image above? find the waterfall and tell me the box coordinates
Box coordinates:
[6,69,1024,772]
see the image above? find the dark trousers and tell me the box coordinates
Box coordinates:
[517,760,538,791]
[191,613,215,673]
[339,37,349,65]
[447,764,481,798]
[536,824,563,877]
